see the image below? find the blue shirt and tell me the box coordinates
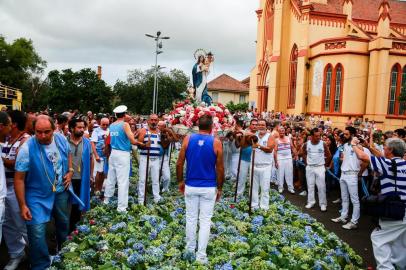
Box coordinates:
[16,137,66,193]
[185,134,217,188]
[110,121,131,152]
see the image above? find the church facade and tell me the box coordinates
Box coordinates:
[249,0,406,129]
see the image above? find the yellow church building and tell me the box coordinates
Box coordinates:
[249,0,406,129]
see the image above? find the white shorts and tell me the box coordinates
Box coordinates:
[94,158,105,173]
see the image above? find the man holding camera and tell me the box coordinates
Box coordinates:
[331,126,363,230]
[351,134,406,270]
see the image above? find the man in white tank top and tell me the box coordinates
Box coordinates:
[301,128,331,212]
[252,119,275,210]
[331,127,363,230]
[269,125,279,184]
[274,126,297,194]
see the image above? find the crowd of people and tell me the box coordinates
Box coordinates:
[0,106,405,269]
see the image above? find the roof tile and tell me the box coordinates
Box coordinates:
[208,74,249,92]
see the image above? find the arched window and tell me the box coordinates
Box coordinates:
[399,66,406,115]
[388,64,401,115]
[333,64,343,112]
[322,65,333,112]
[322,63,344,113]
[288,44,298,108]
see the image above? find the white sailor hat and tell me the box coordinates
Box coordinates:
[113,105,127,114]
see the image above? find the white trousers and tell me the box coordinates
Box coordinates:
[3,185,28,258]
[104,149,131,212]
[371,215,406,270]
[306,166,327,207]
[236,160,251,196]
[159,155,171,192]
[223,142,232,178]
[185,186,216,262]
[0,197,5,244]
[339,174,360,223]
[252,165,272,210]
[231,153,240,179]
[278,159,294,191]
[138,155,161,204]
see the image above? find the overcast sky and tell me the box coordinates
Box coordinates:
[0,0,259,85]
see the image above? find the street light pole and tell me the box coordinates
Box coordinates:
[155,65,166,114]
[146,31,170,114]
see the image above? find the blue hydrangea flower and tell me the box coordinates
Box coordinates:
[77,225,91,234]
[127,252,144,266]
[132,243,145,254]
[182,250,196,262]
[109,222,127,232]
[214,261,233,270]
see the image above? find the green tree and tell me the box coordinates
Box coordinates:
[0,35,48,110]
[226,101,249,113]
[46,68,113,113]
[114,68,189,114]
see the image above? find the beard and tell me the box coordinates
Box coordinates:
[343,136,352,144]
[74,131,84,137]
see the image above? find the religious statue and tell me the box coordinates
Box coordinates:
[192,49,214,105]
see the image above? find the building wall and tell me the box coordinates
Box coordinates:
[250,0,406,130]
[208,90,249,105]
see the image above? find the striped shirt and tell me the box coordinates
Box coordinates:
[371,156,406,204]
[140,130,161,157]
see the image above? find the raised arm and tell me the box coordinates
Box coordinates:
[123,122,138,145]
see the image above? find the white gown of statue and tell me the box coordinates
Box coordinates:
[195,64,208,103]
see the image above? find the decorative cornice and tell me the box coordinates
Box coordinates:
[325,41,347,50]
[392,42,406,50]
[309,36,370,48]
[343,0,353,5]
[309,50,370,60]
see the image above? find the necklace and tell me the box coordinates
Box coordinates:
[38,140,58,192]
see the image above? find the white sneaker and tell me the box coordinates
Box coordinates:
[4,253,26,270]
[288,189,295,194]
[331,217,347,224]
[342,222,358,230]
[320,205,327,212]
[305,203,315,209]
[103,198,109,205]
[278,189,283,194]
[332,198,341,204]
[299,191,307,196]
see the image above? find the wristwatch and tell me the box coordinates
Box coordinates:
[69,168,74,173]
[257,145,261,149]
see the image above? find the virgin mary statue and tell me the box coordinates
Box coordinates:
[192,51,213,105]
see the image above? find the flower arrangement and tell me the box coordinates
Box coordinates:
[51,160,364,270]
[167,99,234,136]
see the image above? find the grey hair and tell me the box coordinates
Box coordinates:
[385,138,406,157]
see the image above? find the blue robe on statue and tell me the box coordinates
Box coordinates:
[192,63,212,105]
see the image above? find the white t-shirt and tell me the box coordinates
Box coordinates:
[0,147,6,199]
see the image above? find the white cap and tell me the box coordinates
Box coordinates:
[113,105,127,114]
